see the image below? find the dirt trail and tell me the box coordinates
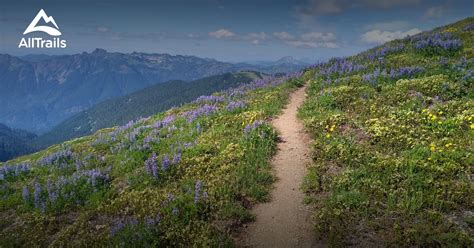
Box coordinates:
[239,86,321,247]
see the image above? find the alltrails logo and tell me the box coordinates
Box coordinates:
[18,9,67,48]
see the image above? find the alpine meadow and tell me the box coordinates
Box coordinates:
[0,1,473,247]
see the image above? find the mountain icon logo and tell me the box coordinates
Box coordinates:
[23,9,61,36]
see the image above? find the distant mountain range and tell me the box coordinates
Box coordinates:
[0,71,262,161]
[0,49,239,133]
[237,56,309,74]
[244,56,310,66]
[0,49,306,134]
[33,71,263,149]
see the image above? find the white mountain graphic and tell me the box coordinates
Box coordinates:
[23,9,61,36]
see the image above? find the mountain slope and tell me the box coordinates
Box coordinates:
[0,73,304,246]
[34,71,264,148]
[0,49,240,133]
[299,17,473,245]
[0,124,36,162]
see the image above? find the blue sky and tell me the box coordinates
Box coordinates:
[0,0,473,62]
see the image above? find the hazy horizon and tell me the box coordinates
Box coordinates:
[1,0,473,62]
[9,48,317,64]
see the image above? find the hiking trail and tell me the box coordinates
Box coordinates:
[239,86,321,247]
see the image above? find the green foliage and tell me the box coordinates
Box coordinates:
[299,17,474,246]
[34,71,264,150]
[0,74,299,246]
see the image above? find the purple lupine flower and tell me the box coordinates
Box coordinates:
[439,57,448,66]
[33,182,42,209]
[111,219,125,236]
[145,152,158,178]
[182,104,219,123]
[362,66,424,85]
[365,44,405,60]
[75,160,82,171]
[40,202,46,213]
[0,162,31,180]
[46,179,58,203]
[153,115,176,129]
[144,216,156,226]
[194,95,225,104]
[244,120,264,135]
[172,207,179,215]
[142,133,155,149]
[413,32,462,51]
[22,185,29,202]
[38,148,73,167]
[89,170,99,187]
[388,66,424,79]
[172,153,181,165]
[244,124,252,135]
[196,123,201,133]
[252,120,264,129]
[128,217,139,226]
[226,101,246,111]
[463,23,474,31]
[167,193,175,202]
[70,167,111,190]
[194,180,202,203]
[161,155,170,171]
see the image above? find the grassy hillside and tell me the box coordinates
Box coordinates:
[0,49,246,133]
[0,73,304,246]
[34,71,264,149]
[299,18,473,246]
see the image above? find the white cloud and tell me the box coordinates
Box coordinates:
[424,6,444,19]
[251,39,261,45]
[287,40,338,49]
[209,29,267,45]
[361,28,421,44]
[245,32,267,45]
[209,28,338,48]
[301,32,336,42]
[245,32,267,41]
[273,31,338,49]
[187,33,201,38]
[209,29,236,39]
[273,32,295,41]
[96,26,109,33]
